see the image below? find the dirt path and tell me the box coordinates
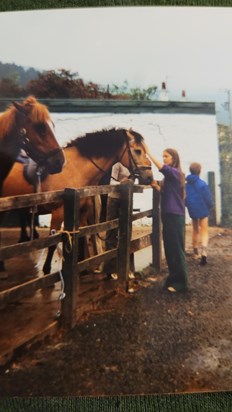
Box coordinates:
[0,226,232,396]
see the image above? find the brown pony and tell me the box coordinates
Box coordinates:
[0,96,65,191]
[2,127,153,275]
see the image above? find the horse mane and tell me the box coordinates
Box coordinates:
[23,96,51,123]
[65,128,144,158]
[0,96,51,139]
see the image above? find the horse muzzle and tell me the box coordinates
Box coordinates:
[36,148,65,175]
[133,166,154,185]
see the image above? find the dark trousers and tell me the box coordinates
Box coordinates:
[162,213,188,291]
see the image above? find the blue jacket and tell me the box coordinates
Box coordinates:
[185,174,213,219]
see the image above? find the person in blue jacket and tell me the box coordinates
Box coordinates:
[185,162,214,266]
[144,145,188,293]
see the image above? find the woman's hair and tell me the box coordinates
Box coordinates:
[189,162,201,175]
[164,148,185,199]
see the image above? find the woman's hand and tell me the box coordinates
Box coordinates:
[151,179,160,191]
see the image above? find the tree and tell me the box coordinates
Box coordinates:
[26,69,111,99]
[107,81,157,100]
[0,77,23,97]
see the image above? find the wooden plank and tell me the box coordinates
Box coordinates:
[0,233,63,260]
[0,321,58,367]
[76,290,116,321]
[0,184,144,212]
[132,209,152,221]
[0,272,61,304]
[77,249,117,273]
[79,218,119,238]
[208,171,217,226]
[130,234,152,254]
[117,180,134,291]
[75,184,143,198]
[0,191,64,212]
[61,188,80,329]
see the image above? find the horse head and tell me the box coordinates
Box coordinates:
[13,96,65,174]
[120,129,153,185]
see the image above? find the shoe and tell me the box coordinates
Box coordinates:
[128,271,135,279]
[193,248,200,260]
[167,286,177,293]
[200,256,207,266]
[108,273,118,280]
[193,253,200,260]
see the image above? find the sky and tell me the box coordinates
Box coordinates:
[0,6,232,122]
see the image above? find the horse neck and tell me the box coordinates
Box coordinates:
[0,129,21,187]
[0,113,21,156]
[66,145,123,186]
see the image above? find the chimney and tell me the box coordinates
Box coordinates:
[181,89,187,101]
[159,82,169,101]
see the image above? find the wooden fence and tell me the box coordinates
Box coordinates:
[0,181,161,362]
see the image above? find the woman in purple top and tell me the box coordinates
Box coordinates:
[145,146,188,293]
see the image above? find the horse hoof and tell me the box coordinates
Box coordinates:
[18,235,30,243]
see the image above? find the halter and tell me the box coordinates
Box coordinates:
[123,135,152,180]
[19,127,62,166]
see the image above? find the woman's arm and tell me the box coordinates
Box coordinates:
[143,142,163,170]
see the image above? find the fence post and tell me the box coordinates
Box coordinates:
[152,188,162,272]
[61,188,80,329]
[208,171,216,226]
[117,180,133,292]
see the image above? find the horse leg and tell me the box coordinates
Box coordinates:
[18,209,30,243]
[27,211,39,240]
[43,244,57,275]
[32,214,40,239]
[42,208,63,275]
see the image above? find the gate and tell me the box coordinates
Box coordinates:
[0,182,161,364]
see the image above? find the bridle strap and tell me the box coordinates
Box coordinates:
[122,136,152,179]
[87,157,119,182]
[19,127,62,165]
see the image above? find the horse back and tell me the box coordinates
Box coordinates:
[2,162,33,197]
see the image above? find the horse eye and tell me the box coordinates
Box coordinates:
[34,122,46,136]
[134,149,142,155]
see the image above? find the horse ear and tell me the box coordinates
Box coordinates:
[12,101,29,116]
[127,129,135,141]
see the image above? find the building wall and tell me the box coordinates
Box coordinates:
[51,111,221,225]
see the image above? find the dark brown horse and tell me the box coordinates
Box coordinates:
[0,96,65,192]
[2,128,153,275]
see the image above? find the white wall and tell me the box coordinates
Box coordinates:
[39,112,220,227]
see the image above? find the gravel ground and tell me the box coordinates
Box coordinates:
[0,226,232,397]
